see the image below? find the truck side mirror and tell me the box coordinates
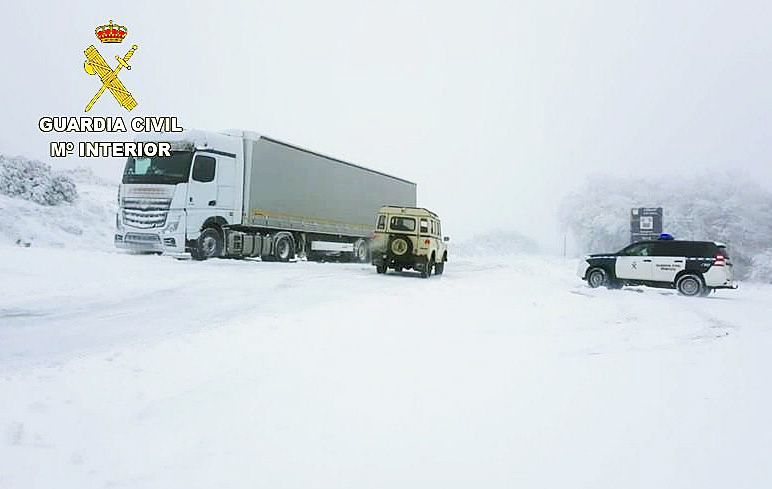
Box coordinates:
[443,236,450,242]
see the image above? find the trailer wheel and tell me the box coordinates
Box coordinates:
[353,239,369,263]
[274,235,294,262]
[193,227,223,260]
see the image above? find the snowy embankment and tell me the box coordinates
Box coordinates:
[0,160,117,250]
[1,246,771,488]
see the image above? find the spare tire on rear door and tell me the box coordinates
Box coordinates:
[388,235,412,257]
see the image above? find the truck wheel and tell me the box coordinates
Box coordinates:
[376,264,387,274]
[193,227,223,260]
[586,268,607,288]
[677,274,703,297]
[435,262,444,275]
[353,239,369,263]
[274,235,294,262]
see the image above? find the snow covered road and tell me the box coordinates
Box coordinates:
[1,246,771,488]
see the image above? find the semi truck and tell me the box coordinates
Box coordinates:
[115,129,417,261]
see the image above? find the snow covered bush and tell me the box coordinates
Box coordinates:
[0,155,78,205]
[560,175,772,281]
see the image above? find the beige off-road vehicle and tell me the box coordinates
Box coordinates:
[371,206,449,278]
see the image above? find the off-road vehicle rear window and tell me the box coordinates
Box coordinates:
[390,216,415,232]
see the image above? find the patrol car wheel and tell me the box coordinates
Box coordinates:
[677,274,703,297]
[586,268,607,288]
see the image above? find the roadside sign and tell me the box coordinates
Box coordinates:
[631,207,663,243]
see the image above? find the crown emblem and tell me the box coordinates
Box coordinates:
[95,20,127,43]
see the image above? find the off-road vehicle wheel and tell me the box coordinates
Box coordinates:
[193,227,223,261]
[376,264,387,274]
[586,267,607,288]
[435,262,444,275]
[677,274,704,297]
[420,259,433,279]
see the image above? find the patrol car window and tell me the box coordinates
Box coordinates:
[390,216,415,232]
[651,242,673,256]
[623,243,652,256]
[667,242,715,258]
[376,215,386,230]
[420,218,429,234]
[668,242,694,257]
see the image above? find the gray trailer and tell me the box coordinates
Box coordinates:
[232,136,417,261]
[117,129,416,261]
[243,137,416,239]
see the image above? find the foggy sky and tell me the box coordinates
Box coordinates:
[2,0,771,248]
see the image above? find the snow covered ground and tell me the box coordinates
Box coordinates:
[1,246,771,488]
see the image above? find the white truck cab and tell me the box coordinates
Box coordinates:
[115,130,247,254]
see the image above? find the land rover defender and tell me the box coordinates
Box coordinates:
[371,206,448,278]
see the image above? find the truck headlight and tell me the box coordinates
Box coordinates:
[165,217,180,233]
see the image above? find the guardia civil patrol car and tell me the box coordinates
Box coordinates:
[577,235,737,296]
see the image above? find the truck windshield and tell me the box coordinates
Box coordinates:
[123,151,193,185]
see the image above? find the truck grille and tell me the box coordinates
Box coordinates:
[125,233,161,243]
[122,197,171,229]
